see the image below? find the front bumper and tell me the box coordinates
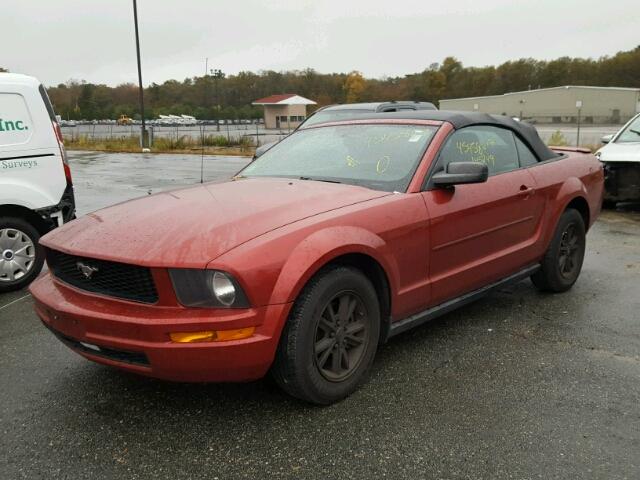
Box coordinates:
[602,162,640,202]
[36,184,76,230]
[30,273,291,382]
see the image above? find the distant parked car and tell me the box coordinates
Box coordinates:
[31,111,603,404]
[254,101,438,159]
[596,113,640,205]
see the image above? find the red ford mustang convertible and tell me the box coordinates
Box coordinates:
[31,111,604,404]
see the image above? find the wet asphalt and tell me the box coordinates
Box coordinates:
[1,151,639,479]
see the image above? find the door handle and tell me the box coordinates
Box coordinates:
[518,185,535,197]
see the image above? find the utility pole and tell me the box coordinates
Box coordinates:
[210,69,224,107]
[576,100,583,146]
[210,68,224,131]
[132,0,147,149]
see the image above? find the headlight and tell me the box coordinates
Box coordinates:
[211,271,236,306]
[169,269,250,308]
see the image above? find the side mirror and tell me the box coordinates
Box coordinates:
[432,161,489,187]
[601,134,614,144]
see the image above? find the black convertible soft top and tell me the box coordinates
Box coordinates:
[339,110,559,161]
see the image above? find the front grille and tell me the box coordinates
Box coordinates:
[46,249,158,304]
[43,321,149,366]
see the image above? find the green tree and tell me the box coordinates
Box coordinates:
[43,46,640,119]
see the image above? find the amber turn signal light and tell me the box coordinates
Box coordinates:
[170,327,255,343]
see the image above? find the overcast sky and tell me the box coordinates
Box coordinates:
[3,0,637,86]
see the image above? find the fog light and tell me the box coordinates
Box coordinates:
[170,327,255,343]
[170,331,216,343]
[215,327,255,341]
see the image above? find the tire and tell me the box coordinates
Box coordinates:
[0,217,45,293]
[272,266,381,405]
[531,208,586,293]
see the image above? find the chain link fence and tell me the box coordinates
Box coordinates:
[61,122,293,148]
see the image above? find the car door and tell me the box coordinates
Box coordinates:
[421,125,545,306]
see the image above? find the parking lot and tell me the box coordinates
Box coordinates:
[1,151,639,479]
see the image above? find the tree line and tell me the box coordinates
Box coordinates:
[5,46,637,120]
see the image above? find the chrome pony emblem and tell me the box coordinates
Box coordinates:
[76,261,99,279]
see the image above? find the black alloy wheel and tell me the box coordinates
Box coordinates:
[314,291,370,382]
[531,208,586,293]
[558,222,582,279]
[272,266,380,405]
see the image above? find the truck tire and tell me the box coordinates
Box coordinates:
[0,217,45,293]
[271,266,380,405]
[531,208,586,293]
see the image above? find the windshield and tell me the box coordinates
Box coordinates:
[240,124,437,192]
[300,109,373,128]
[615,115,640,143]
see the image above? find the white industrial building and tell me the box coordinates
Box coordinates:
[439,86,640,124]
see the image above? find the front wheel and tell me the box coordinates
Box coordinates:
[271,266,380,405]
[0,217,45,293]
[531,208,586,293]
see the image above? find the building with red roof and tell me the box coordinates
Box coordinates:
[252,94,317,130]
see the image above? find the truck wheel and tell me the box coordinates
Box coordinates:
[0,217,45,293]
[272,266,380,405]
[531,209,586,293]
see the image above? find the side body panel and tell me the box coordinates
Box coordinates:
[211,193,432,321]
[527,151,604,252]
[0,77,66,209]
[421,169,545,305]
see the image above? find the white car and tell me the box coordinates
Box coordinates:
[0,73,76,292]
[596,113,640,205]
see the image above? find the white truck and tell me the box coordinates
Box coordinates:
[596,113,640,206]
[0,73,75,292]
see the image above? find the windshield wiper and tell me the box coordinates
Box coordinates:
[629,128,640,136]
[298,176,342,184]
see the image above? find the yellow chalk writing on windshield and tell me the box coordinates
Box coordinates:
[456,139,496,166]
[376,156,391,174]
[346,155,360,167]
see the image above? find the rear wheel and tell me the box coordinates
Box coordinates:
[272,266,380,405]
[0,217,45,293]
[531,209,586,293]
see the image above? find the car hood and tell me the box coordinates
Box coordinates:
[598,142,640,162]
[41,178,389,268]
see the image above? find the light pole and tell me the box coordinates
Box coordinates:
[576,100,583,146]
[210,69,224,107]
[210,69,224,131]
[132,0,148,149]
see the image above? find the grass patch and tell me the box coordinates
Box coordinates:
[64,134,256,156]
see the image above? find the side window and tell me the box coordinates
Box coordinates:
[515,136,539,167]
[436,126,520,176]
